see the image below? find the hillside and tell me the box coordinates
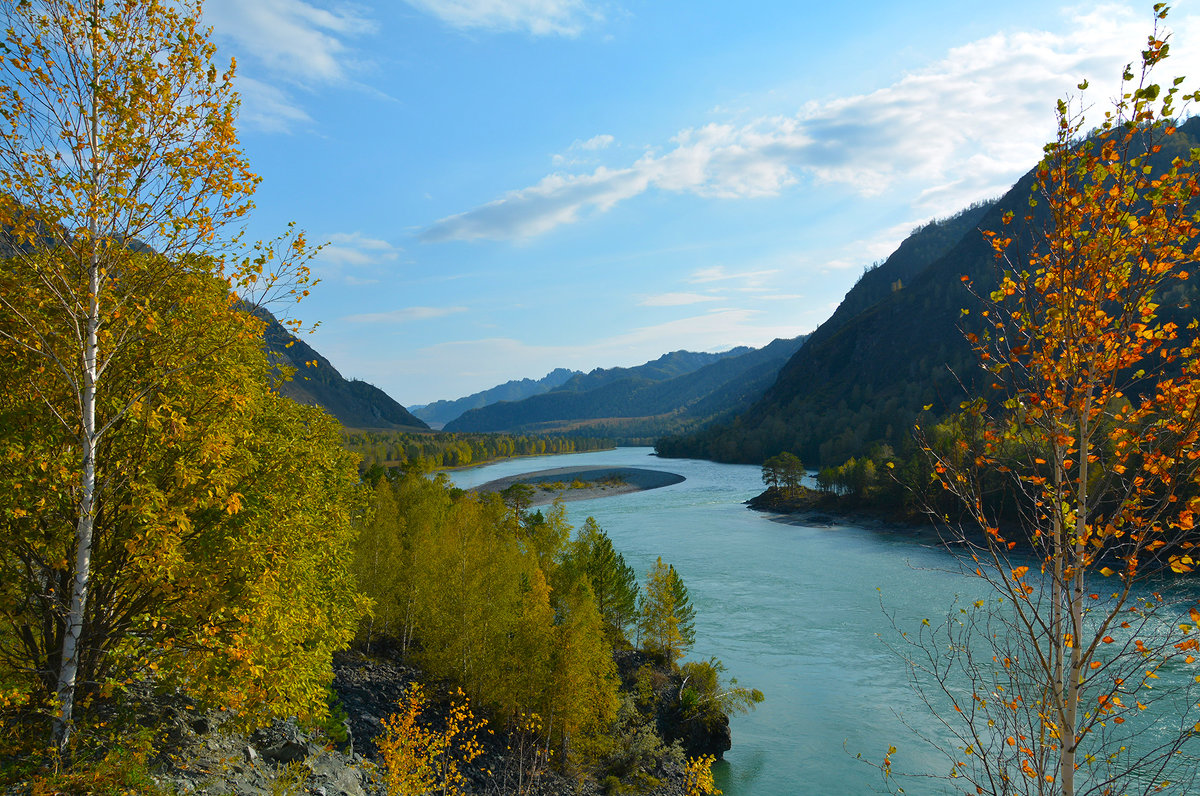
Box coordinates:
[444,338,806,441]
[656,117,1200,466]
[259,310,429,431]
[413,367,581,428]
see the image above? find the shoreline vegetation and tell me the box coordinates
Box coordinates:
[746,484,941,538]
[342,465,759,794]
[344,429,617,472]
[473,466,687,505]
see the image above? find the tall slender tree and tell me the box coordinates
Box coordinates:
[907,12,1200,794]
[638,558,695,664]
[0,0,313,745]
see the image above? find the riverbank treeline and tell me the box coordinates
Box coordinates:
[344,429,615,470]
[354,467,761,790]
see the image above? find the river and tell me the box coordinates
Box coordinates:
[447,446,1198,795]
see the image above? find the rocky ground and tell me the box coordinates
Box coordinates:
[139,649,694,796]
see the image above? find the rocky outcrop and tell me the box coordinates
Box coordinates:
[151,710,379,796]
[138,650,693,796]
[614,649,734,761]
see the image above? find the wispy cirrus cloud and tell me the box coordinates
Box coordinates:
[204,0,378,132]
[404,0,605,36]
[344,306,469,324]
[320,232,402,267]
[421,166,652,241]
[553,134,616,166]
[233,76,313,134]
[688,266,778,285]
[420,5,1193,242]
[638,292,721,307]
[311,231,402,283]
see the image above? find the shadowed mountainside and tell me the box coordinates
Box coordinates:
[656,117,1200,466]
[259,310,428,431]
[413,367,581,428]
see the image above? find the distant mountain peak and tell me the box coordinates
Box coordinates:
[413,367,584,428]
[442,338,808,441]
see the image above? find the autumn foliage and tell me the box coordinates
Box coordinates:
[911,9,1200,795]
[0,0,352,754]
[377,684,487,796]
[353,473,623,772]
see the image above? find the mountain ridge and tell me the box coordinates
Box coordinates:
[257,310,429,431]
[445,338,807,441]
[655,117,1200,467]
[413,367,581,428]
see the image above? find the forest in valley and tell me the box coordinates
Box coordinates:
[343,430,614,471]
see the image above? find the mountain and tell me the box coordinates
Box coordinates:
[443,339,807,441]
[413,367,581,428]
[259,311,429,431]
[656,117,1200,467]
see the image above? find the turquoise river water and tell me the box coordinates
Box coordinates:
[447,447,1198,795]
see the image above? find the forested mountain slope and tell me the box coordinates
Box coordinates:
[444,338,807,441]
[259,310,429,431]
[413,367,581,428]
[656,117,1200,466]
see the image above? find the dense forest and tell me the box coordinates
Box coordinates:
[353,468,761,790]
[343,429,615,470]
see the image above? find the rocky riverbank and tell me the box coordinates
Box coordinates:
[130,648,709,796]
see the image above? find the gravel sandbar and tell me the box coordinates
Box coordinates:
[472,466,685,505]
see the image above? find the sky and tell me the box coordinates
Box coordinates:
[199,0,1200,407]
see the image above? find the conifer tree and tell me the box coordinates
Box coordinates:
[637,558,695,664]
[564,517,638,642]
[553,580,620,768]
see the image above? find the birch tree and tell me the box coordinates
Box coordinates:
[904,12,1200,794]
[0,0,312,745]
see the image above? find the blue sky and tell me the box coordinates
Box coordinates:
[201,0,1200,407]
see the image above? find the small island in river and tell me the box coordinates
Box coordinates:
[472,465,685,505]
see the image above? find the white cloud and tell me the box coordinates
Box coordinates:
[404,0,604,36]
[575,134,615,151]
[688,266,778,285]
[552,134,616,165]
[312,231,402,282]
[344,306,469,323]
[234,76,313,134]
[204,0,377,132]
[753,293,806,302]
[320,231,402,267]
[421,166,652,241]
[419,5,1194,241]
[639,292,721,307]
